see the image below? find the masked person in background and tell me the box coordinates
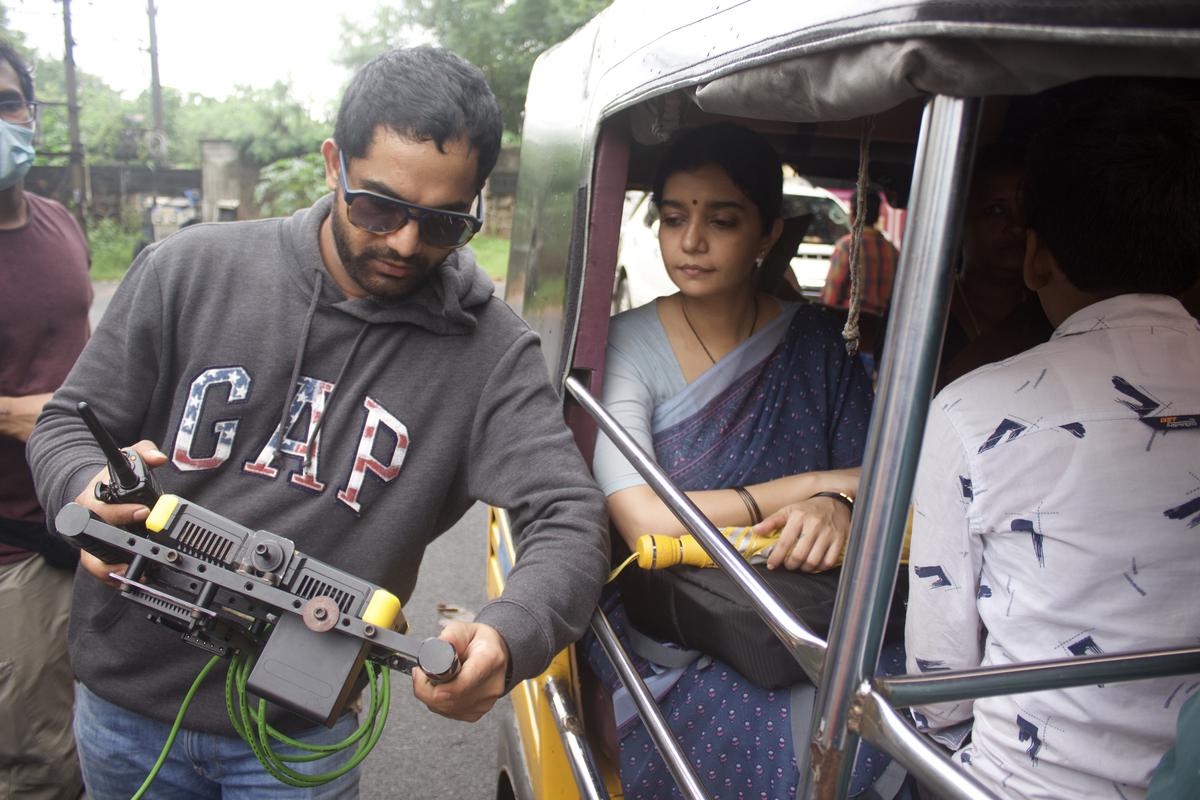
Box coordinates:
[0,40,91,800]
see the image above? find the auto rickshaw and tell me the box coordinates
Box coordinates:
[485,2,1200,797]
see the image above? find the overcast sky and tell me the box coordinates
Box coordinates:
[7,0,383,115]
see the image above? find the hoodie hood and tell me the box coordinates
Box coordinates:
[282,193,495,334]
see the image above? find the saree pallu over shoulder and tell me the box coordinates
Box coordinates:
[652,303,869,492]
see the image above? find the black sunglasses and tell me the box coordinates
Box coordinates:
[338,151,483,249]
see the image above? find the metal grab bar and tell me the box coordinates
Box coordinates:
[564,375,828,681]
[802,94,983,800]
[878,646,1200,708]
[851,688,999,800]
[545,676,611,800]
[589,608,709,800]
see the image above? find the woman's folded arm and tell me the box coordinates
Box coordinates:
[607,467,860,551]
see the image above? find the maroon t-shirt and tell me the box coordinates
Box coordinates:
[0,191,91,562]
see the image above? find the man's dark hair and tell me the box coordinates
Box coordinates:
[1024,80,1200,296]
[652,123,782,232]
[850,189,882,227]
[0,40,34,102]
[334,46,502,190]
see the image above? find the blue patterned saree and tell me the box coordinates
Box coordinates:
[584,305,909,800]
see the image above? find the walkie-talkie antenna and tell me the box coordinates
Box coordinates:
[77,401,139,490]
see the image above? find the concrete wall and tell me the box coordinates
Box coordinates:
[483,145,519,239]
[199,140,261,222]
[25,164,202,220]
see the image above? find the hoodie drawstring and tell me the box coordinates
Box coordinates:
[302,321,369,467]
[269,278,322,468]
[270,276,373,469]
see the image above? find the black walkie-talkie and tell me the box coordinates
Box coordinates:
[68,403,167,568]
[77,401,163,509]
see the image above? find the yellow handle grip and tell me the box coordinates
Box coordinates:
[636,534,710,569]
[635,528,781,569]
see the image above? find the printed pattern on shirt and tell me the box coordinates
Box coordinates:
[906,296,1200,799]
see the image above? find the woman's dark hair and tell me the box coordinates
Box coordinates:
[0,40,34,102]
[651,123,783,232]
[334,46,502,190]
[1024,80,1200,296]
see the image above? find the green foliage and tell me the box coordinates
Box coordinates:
[469,233,510,282]
[337,0,609,136]
[335,6,414,75]
[164,83,329,167]
[0,2,28,53]
[255,152,329,218]
[87,214,144,281]
[12,16,327,170]
[29,58,130,164]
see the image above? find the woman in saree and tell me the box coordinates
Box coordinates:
[584,123,906,799]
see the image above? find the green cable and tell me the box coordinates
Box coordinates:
[248,660,389,785]
[236,654,381,757]
[132,640,392,795]
[224,649,391,787]
[131,654,221,800]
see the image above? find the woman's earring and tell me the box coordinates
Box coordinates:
[754,255,764,270]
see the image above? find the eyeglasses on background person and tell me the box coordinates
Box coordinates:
[0,100,38,127]
[337,150,484,249]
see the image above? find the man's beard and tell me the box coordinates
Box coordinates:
[330,211,435,304]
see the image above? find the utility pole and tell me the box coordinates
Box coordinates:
[146,0,166,167]
[60,0,87,231]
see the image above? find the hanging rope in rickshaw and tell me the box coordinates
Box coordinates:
[843,115,876,356]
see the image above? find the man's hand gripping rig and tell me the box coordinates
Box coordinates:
[57,403,459,728]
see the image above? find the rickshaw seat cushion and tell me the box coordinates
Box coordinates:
[619,563,905,689]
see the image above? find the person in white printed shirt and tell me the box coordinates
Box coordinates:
[906,80,1200,800]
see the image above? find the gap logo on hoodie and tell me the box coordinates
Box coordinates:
[171,368,409,513]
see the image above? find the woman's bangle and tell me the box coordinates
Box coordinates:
[734,485,763,524]
[810,491,854,511]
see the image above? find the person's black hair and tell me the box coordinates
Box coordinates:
[1024,80,1200,296]
[850,189,882,227]
[0,40,34,102]
[334,46,501,190]
[973,142,1027,178]
[651,123,782,233]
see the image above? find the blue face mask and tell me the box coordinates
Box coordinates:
[0,119,35,191]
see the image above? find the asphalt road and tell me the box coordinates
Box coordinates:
[89,280,502,800]
[358,502,498,800]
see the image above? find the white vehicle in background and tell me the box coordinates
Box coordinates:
[612,179,850,313]
[611,191,674,313]
[782,177,851,299]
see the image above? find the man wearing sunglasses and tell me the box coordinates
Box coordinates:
[28,46,609,798]
[0,40,90,800]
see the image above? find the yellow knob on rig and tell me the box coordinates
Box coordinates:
[362,589,406,632]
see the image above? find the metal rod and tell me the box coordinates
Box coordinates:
[545,676,611,800]
[565,376,827,680]
[853,688,1000,800]
[802,94,982,800]
[589,608,708,800]
[879,647,1200,708]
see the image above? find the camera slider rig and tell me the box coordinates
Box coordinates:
[56,402,459,728]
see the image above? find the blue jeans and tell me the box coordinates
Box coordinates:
[74,682,360,799]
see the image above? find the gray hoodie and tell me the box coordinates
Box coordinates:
[27,194,609,735]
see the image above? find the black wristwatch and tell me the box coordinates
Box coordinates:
[810,490,855,511]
